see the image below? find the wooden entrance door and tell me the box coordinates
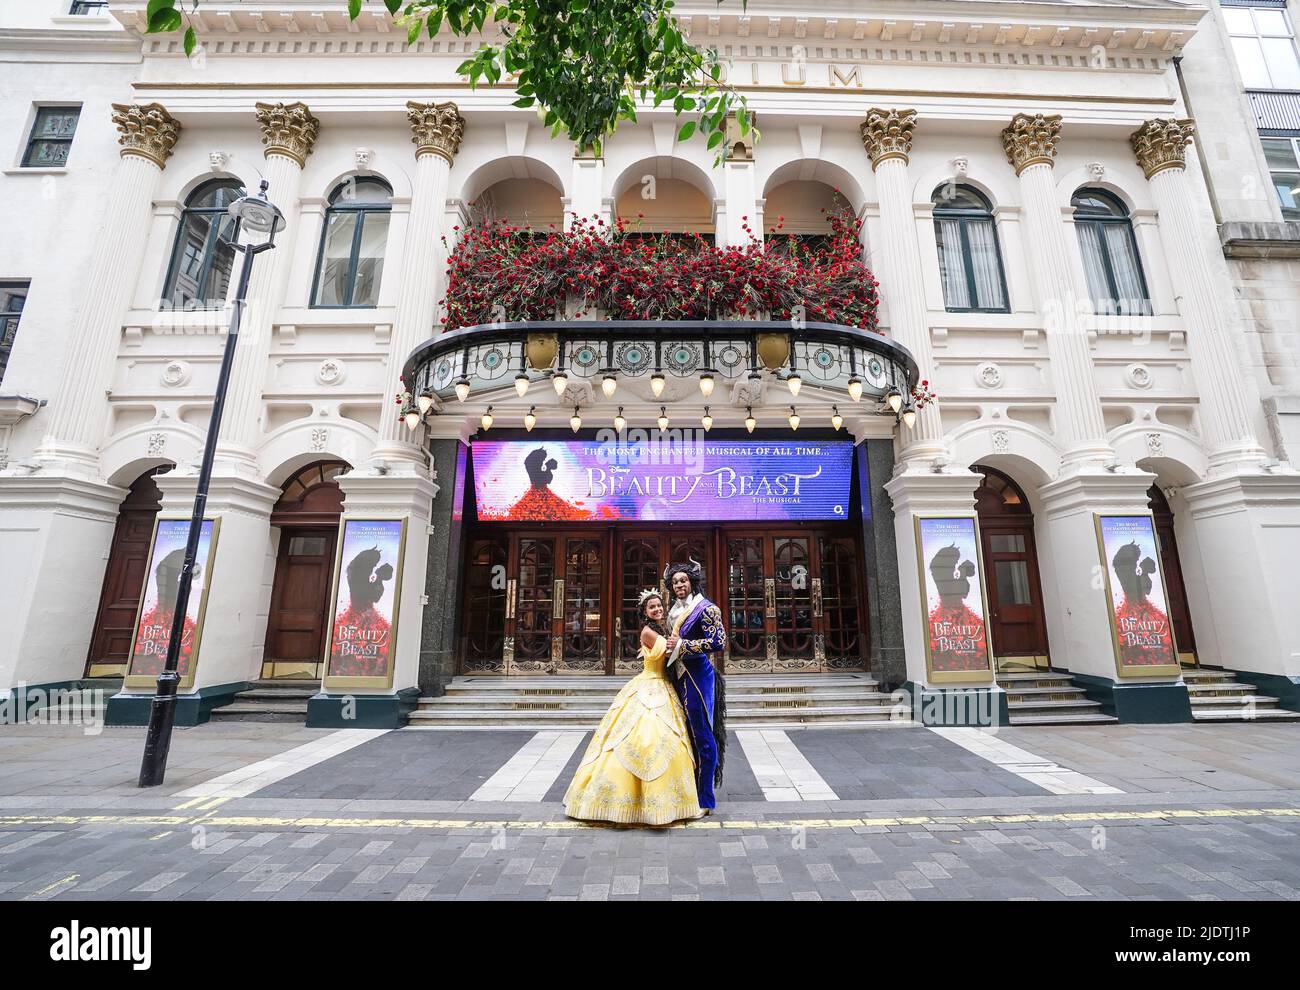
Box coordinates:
[722,529,866,673]
[1148,485,1197,665]
[86,468,168,676]
[614,530,711,673]
[263,461,347,678]
[974,466,1050,670]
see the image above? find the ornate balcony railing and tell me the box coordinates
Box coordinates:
[401,319,920,420]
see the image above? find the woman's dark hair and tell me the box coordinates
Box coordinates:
[637,592,668,638]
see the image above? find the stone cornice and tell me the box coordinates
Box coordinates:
[406,100,465,163]
[1130,117,1194,179]
[1002,112,1062,175]
[255,100,320,165]
[111,102,181,168]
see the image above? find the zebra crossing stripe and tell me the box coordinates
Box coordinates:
[736,729,839,801]
[470,731,587,802]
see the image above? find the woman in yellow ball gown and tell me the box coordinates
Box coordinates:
[563,589,703,826]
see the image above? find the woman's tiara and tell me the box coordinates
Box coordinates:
[637,587,662,607]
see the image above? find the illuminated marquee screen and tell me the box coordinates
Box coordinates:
[472,440,854,522]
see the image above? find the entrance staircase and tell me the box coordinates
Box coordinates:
[409,672,905,729]
[209,679,320,722]
[1184,668,1300,722]
[996,671,1117,726]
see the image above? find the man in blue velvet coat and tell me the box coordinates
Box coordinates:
[663,560,727,812]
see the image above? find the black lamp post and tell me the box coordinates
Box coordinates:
[138,180,285,788]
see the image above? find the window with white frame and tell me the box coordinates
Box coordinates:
[1261,136,1300,220]
[1,282,28,386]
[1224,6,1300,89]
[22,106,80,168]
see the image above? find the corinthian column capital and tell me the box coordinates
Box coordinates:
[255,101,320,167]
[1001,113,1062,175]
[407,101,465,163]
[860,108,917,170]
[1130,118,1195,179]
[111,102,181,168]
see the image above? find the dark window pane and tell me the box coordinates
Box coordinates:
[162,181,246,310]
[22,106,80,167]
[314,212,359,306]
[994,560,1033,605]
[990,534,1026,554]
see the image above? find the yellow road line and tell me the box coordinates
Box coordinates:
[30,874,78,896]
[0,807,1298,832]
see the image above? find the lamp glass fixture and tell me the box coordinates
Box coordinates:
[570,406,582,432]
[601,374,618,398]
[416,393,434,414]
[614,407,626,433]
[657,406,669,431]
[745,407,756,434]
[227,180,286,235]
[514,373,530,398]
[847,376,863,402]
[886,389,903,413]
[650,372,666,397]
[788,406,800,430]
[699,373,715,397]
[454,378,471,402]
[701,406,712,431]
[524,406,536,432]
[552,371,569,396]
[831,405,843,431]
[901,408,917,428]
[787,373,802,397]
[481,406,494,431]
[404,410,422,431]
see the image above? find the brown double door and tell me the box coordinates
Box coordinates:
[263,527,338,674]
[459,526,865,675]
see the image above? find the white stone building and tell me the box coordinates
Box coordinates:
[1,0,1297,728]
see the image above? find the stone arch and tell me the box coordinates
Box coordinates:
[910,156,1017,211]
[609,155,718,232]
[1112,425,1207,485]
[949,420,1061,506]
[456,155,567,208]
[761,158,866,216]
[259,416,372,489]
[101,424,201,489]
[317,167,408,203]
[1056,166,1150,214]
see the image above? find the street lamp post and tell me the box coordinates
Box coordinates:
[138,180,285,788]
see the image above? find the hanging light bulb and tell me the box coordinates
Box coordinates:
[901,407,917,429]
[657,406,669,432]
[601,373,618,398]
[570,406,582,433]
[514,373,530,398]
[650,371,666,397]
[417,392,434,415]
[886,388,903,413]
[699,372,715,398]
[745,406,756,434]
[701,406,712,431]
[480,406,494,431]
[454,377,471,402]
[614,406,626,433]
[847,376,863,402]
[552,370,568,396]
[831,405,843,431]
[524,405,536,432]
[787,372,802,397]
[788,405,800,431]
[404,410,422,431]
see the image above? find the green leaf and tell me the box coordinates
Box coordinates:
[384,0,402,13]
[183,24,196,56]
[706,129,725,149]
[147,7,182,34]
[676,120,695,142]
[348,0,362,20]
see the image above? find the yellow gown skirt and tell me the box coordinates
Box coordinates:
[563,634,702,826]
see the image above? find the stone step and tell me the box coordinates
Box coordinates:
[1006,712,1119,725]
[235,687,320,702]
[995,671,1074,682]
[406,708,906,728]
[1007,700,1110,718]
[1188,694,1282,709]
[1191,708,1300,722]
[1002,687,1090,702]
[1181,669,1238,683]
[210,701,312,722]
[1185,683,1257,696]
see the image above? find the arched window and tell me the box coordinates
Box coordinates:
[931,185,1009,313]
[162,179,245,310]
[312,177,392,308]
[1071,189,1151,316]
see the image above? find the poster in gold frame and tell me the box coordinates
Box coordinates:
[1093,513,1182,679]
[913,515,995,684]
[123,516,221,692]
[321,517,407,693]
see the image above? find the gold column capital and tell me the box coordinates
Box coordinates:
[111,102,181,168]
[255,101,319,167]
[1001,112,1062,176]
[860,107,917,170]
[407,100,465,163]
[1130,118,1195,179]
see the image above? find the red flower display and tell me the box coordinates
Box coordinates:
[439,211,882,332]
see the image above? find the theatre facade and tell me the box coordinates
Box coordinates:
[1,0,1299,728]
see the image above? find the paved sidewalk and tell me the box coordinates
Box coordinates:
[0,720,1297,900]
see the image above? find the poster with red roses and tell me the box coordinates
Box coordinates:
[915,516,994,683]
[125,517,220,691]
[1095,514,1181,677]
[322,518,406,690]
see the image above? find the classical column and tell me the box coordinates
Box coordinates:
[1130,119,1269,470]
[35,103,182,474]
[371,101,465,469]
[1001,113,1112,465]
[861,108,944,461]
[216,101,319,470]
[719,112,758,248]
